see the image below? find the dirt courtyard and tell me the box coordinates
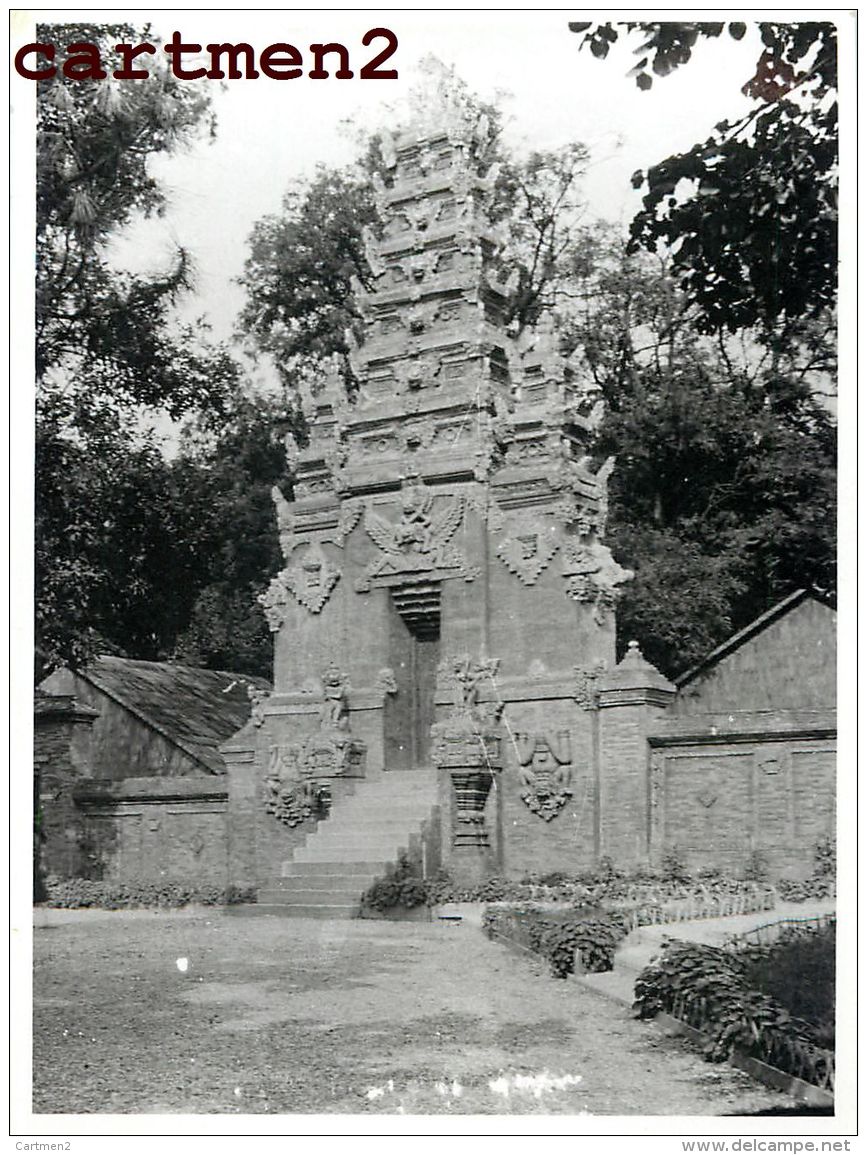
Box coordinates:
[32,906,793,1117]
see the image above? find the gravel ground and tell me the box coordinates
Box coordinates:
[32,907,794,1117]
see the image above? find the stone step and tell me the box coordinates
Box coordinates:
[310,832,418,848]
[258,887,366,906]
[323,803,434,822]
[328,793,438,810]
[229,902,360,919]
[294,848,406,863]
[281,860,390,876]
[264,868,376,887]
[259,890,369,906]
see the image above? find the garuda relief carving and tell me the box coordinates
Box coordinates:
[357,485,468,588]
[496,514,560,586]
[515,731,573,821]
[259,541,341,629]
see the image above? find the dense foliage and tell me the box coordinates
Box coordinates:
[563,244,836,671]
[34,23,240,677]
[737,923,835,1045]
[634,935,834,1086]
[569,21,838,337]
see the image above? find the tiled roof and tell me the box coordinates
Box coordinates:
[674,589,832,689]
[81,656,270,775]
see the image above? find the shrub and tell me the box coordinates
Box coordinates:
[634,938,832,1086]
[483,905,627,978]
[737,923,836,1046]
[660,846,691,884]
[776,877,835,903]
[41,877,255,909]
[541,913,629,977]
[361,852,426,911]
[742,850,770,882]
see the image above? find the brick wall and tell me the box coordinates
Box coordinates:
[73,778,229,884]
[649,726,836,878]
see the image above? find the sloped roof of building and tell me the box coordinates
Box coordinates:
[674,588,834,689]
[80,656,270,775]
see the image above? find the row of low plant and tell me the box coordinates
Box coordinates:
[479,879,776,980]
[40,877,256,909]
[361,853,789,914]
[634,928,835,1090]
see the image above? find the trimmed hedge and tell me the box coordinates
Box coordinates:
[41,877,256,909]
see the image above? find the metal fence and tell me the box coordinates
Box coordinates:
[612,886,777,932]
[727,913,836,948]
[668,988,835,1094]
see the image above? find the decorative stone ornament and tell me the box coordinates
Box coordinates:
[562,534,633,622]
[374,668,399,697]
[573,662,607,711]
[496,514,560,585]
[263,766,319,828]
[450,770,495,846]
[515,731,574,821]
[360,487,467,583]
[259,542,341,628]
[431,653,503,848]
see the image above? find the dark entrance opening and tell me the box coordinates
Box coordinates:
[384,580,441,770]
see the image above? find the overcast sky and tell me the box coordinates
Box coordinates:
[55,10,762,365]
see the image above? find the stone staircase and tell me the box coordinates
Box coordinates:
[253,770,439,918]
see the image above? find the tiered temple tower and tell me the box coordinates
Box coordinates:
[223,88,640,901]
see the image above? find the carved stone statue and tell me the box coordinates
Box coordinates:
[320,663,349,730]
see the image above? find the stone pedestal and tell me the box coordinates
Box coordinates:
[431,660,503,881]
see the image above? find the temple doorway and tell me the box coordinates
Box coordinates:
[383,581,441,770]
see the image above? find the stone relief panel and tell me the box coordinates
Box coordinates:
[259,541,341,629]
[357,486,468,588]
[374,668,399,697]
[515,731,574,821]
[495,513,561,586]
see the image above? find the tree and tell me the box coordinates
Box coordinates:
[168,392,301,679]
[569,21,838,340]
[35,24,240,675]
[561,246,836,673]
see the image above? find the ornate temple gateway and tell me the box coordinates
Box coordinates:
[34,93,836,907]
[221,91,673,912]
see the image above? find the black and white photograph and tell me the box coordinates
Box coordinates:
[11,8,854,1140]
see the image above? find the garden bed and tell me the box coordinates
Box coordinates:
[634,924,836,1096]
